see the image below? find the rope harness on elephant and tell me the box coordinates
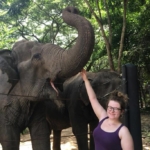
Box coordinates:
[78,78,127,102]
[0,78,126,101]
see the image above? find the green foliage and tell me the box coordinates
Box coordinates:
[0,0,150,75]
[0,0,81,49]
[123,1,150,73]
[8,0,30,16]
[0,22,17,49]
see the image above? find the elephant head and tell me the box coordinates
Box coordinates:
[62,70,123,108]
[73,70,122,107]
[11,6,95,84]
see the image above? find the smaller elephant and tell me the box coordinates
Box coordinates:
[46,70,123,150]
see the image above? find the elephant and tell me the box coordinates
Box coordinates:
[0,50,63,150]
[45,70,123,150]
[0,6,95,150]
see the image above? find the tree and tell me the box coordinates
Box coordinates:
[0,0,150,74]
[83,0,129,73]
[0,0,80,49]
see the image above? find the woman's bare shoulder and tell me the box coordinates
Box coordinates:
[119,125,132,138]
[119,125,134,150]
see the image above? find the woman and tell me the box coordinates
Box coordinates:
[80,69,134,150]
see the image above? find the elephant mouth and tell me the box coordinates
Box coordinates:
[46,78,64,95]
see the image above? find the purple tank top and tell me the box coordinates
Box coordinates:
[93,117,123,150]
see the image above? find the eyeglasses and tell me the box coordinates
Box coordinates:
[107,106,121,112]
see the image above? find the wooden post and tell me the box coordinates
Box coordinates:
[122,64,142,150]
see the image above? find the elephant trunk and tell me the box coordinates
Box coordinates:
[58,6,95,78]
[11,7,95,83]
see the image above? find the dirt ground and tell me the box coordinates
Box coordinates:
[0,112,149,150]
[19,128,78,150]
[141,111,150,150]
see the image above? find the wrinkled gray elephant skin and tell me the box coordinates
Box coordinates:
[0,6,95,150]
[45,70,122,150]
[0,51,61,150]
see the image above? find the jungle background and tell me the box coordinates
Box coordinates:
[0,0,150,149]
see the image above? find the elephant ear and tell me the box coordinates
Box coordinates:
[0,49,11,57]
[0,50,16,69]
[0,55,19,95]
[79,78,93,106]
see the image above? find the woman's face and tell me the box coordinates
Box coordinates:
[107,100,123,119]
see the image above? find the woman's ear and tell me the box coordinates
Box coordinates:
[120,110,125,118]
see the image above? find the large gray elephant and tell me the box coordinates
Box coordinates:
[0,50,64,150]
[0,6,95,150]
[45,70,123,150]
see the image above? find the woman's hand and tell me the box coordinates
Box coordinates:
[80,69,88,81]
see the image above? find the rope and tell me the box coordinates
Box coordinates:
[0,83,124,101]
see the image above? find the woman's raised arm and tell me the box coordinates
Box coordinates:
[80,69,107,120]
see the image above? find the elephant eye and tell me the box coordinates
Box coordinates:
[32,53,42,60]
[31,53,45,65]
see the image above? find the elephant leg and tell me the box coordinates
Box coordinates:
[28,102,51,150]
[1,125,20,150]
[68,100,89,150]
[89,121,98,150]
[29,120,51,150]
[52,130,61,150]
[70,114,88,150]
[72,123,88,150]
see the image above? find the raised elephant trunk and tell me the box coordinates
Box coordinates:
[58,6,95,78]
[11,6,95,82]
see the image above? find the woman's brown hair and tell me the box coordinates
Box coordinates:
[106,90,128,110]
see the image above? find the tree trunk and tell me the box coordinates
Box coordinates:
[118,0,128,73]
[84,0,115,71]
